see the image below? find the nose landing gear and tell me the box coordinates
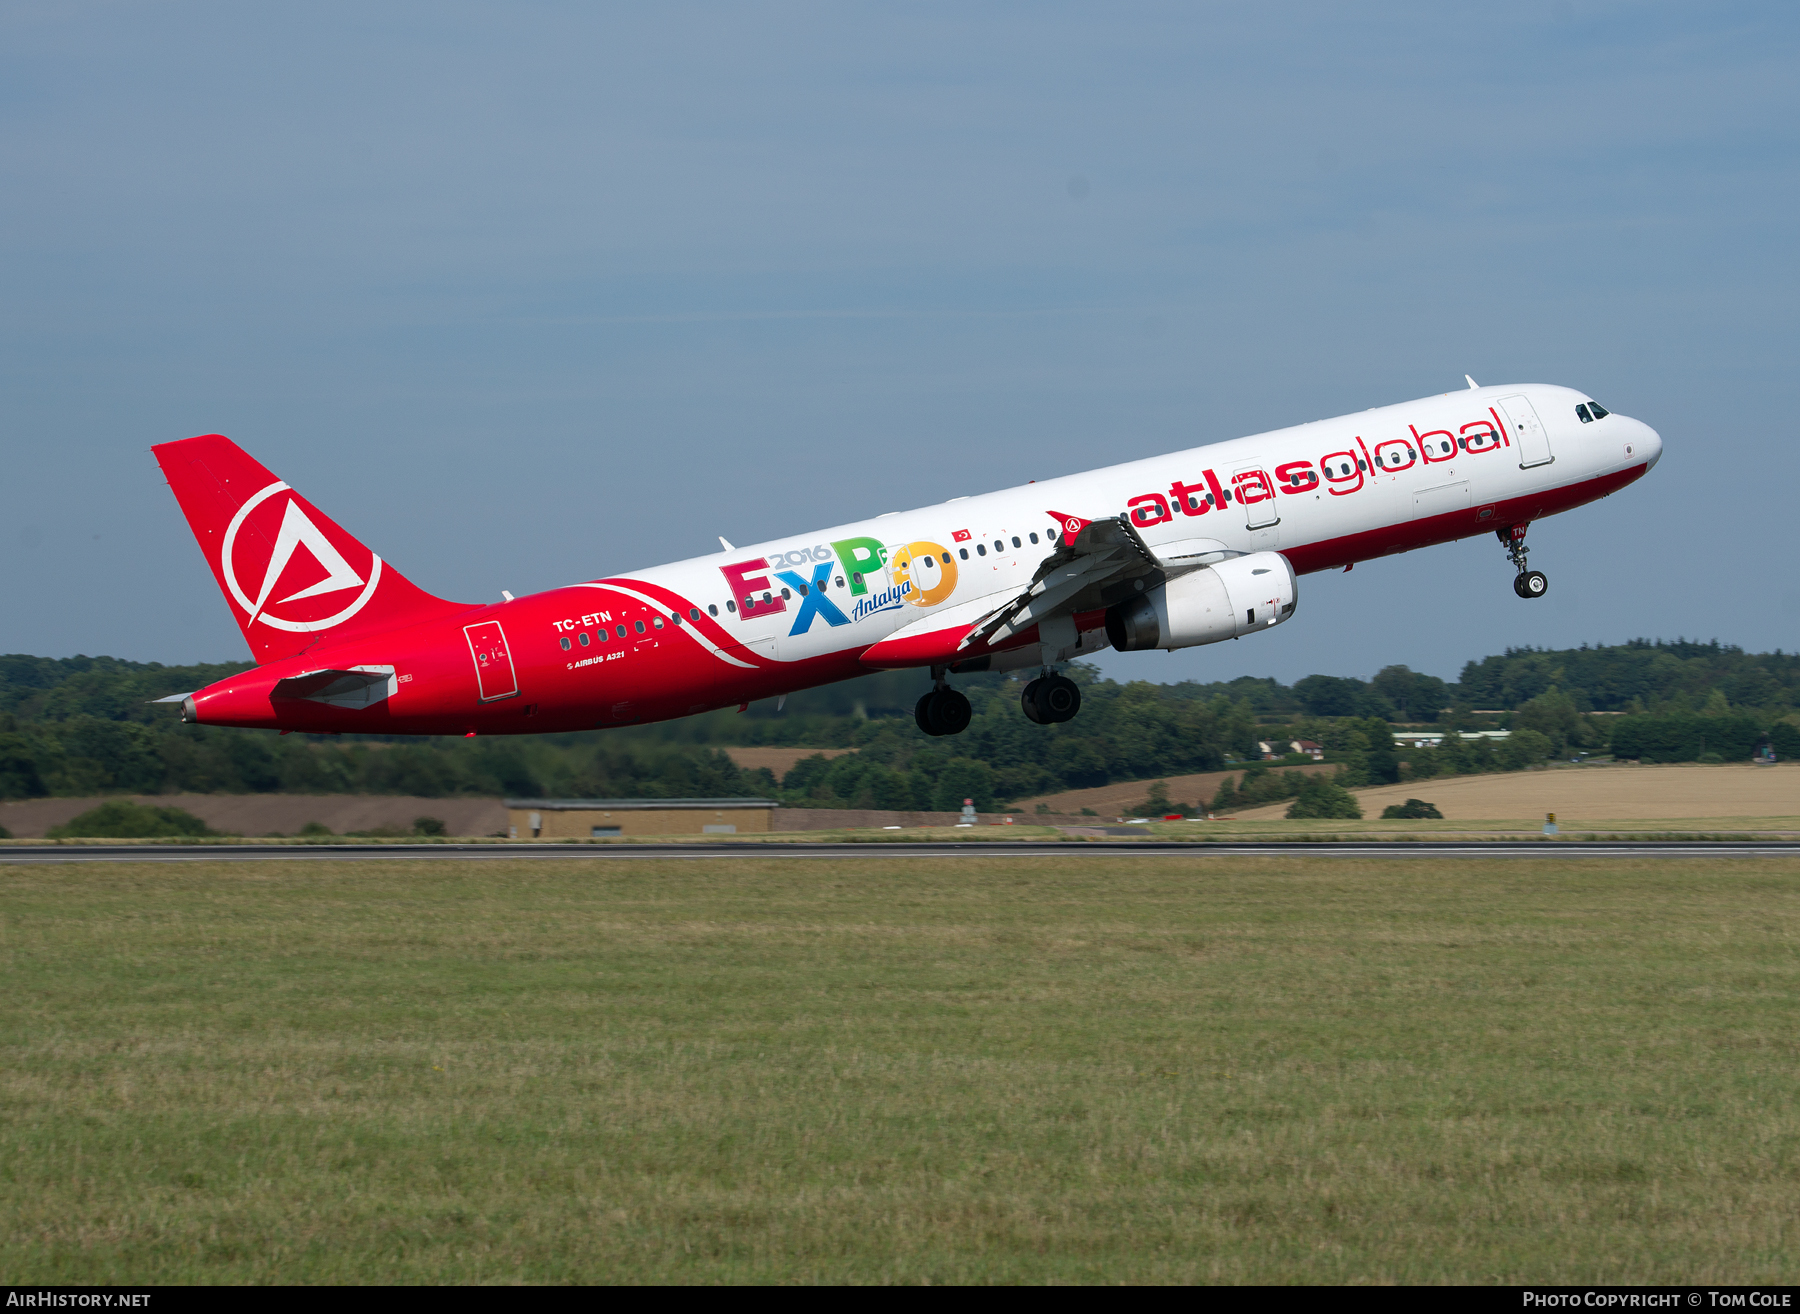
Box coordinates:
[915,669,972,737]
[1500,524,1548,599]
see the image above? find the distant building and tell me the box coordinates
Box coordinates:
[1392,730,1512,748]
[1258,739,1325,760]
[504,798,778,839]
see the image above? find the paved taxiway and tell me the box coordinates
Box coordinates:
[4,840,1798,863]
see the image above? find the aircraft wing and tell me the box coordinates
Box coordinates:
[859,512,1241,670]
[969,512,1235,649]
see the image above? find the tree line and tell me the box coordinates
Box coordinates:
[2,640,1796,810]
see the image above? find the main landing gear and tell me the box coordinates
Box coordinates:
[1021,672,1081,725]
[915,671,972,738]
[1500,524,1548,599]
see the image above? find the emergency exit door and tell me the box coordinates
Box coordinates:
[1231,464,1280,529]
[464,621,519,701]
[1496,395,1554,469]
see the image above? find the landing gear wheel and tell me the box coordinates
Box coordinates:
[915,687,972,736]
[1039,674,1081,723]
[1023,674,1082,724]
[1515,570,1548,599]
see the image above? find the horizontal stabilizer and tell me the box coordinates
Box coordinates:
[148,692,194,703]
[270,666,395,708]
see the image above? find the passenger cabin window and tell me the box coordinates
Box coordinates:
[578,632,590,646]
[689,608,700,620]
[780,588,792,600]
[958,548,968,559]
[835,576,845,587]
[654,617,664,629]
[1029,533,1038,544]
[1048,528,1059,541]
[616,625,628,637]
[994,541,1003,552]
[1011,536,1021,548]
[940,553,950,564]
[976,544,987,556]
[559,636,571,651]
[634,620,646,634]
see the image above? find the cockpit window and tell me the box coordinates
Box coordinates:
[1577,402,1610,422]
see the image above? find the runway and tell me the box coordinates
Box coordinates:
[4,839,1799,862]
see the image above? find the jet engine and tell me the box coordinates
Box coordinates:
[1104,551,1297,652]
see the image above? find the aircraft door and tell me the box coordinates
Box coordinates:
[1496,396,1554,469]
[1230,463,1280,548]
[464,621,519,702]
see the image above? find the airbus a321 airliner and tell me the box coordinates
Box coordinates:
[152,380,1661,738]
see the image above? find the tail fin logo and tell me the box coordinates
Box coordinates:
[222,481,384,633]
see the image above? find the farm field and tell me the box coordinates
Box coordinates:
[720,746,857,777]
[1014,764,1336,816]
[4,854,1799,1283]
[1228,761,1797,821]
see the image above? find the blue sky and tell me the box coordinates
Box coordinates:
[4,2,1796,685]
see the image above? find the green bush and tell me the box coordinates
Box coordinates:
[1212,764,1315,812]
[298,821,333,836]
[1381,798,1443,819]
[0,822,11,839]
[1498,728,1554,770]
[1286,776,1362,820]
[412,816,448,836]
[47,800,215,839]
[1129,781,1174,817]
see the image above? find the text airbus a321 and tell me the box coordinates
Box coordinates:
[152,380,1661,737]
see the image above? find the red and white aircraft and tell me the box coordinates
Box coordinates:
[153,381,1660,737]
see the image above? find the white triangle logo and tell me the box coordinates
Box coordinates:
[248,499,366,624]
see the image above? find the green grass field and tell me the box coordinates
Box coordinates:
[3,854,1798,1283]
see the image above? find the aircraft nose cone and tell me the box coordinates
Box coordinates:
[1633,419,1663,470]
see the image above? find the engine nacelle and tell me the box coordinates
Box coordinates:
[1105,551,1298,652]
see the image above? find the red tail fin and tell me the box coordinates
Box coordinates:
[153,434,473,664]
